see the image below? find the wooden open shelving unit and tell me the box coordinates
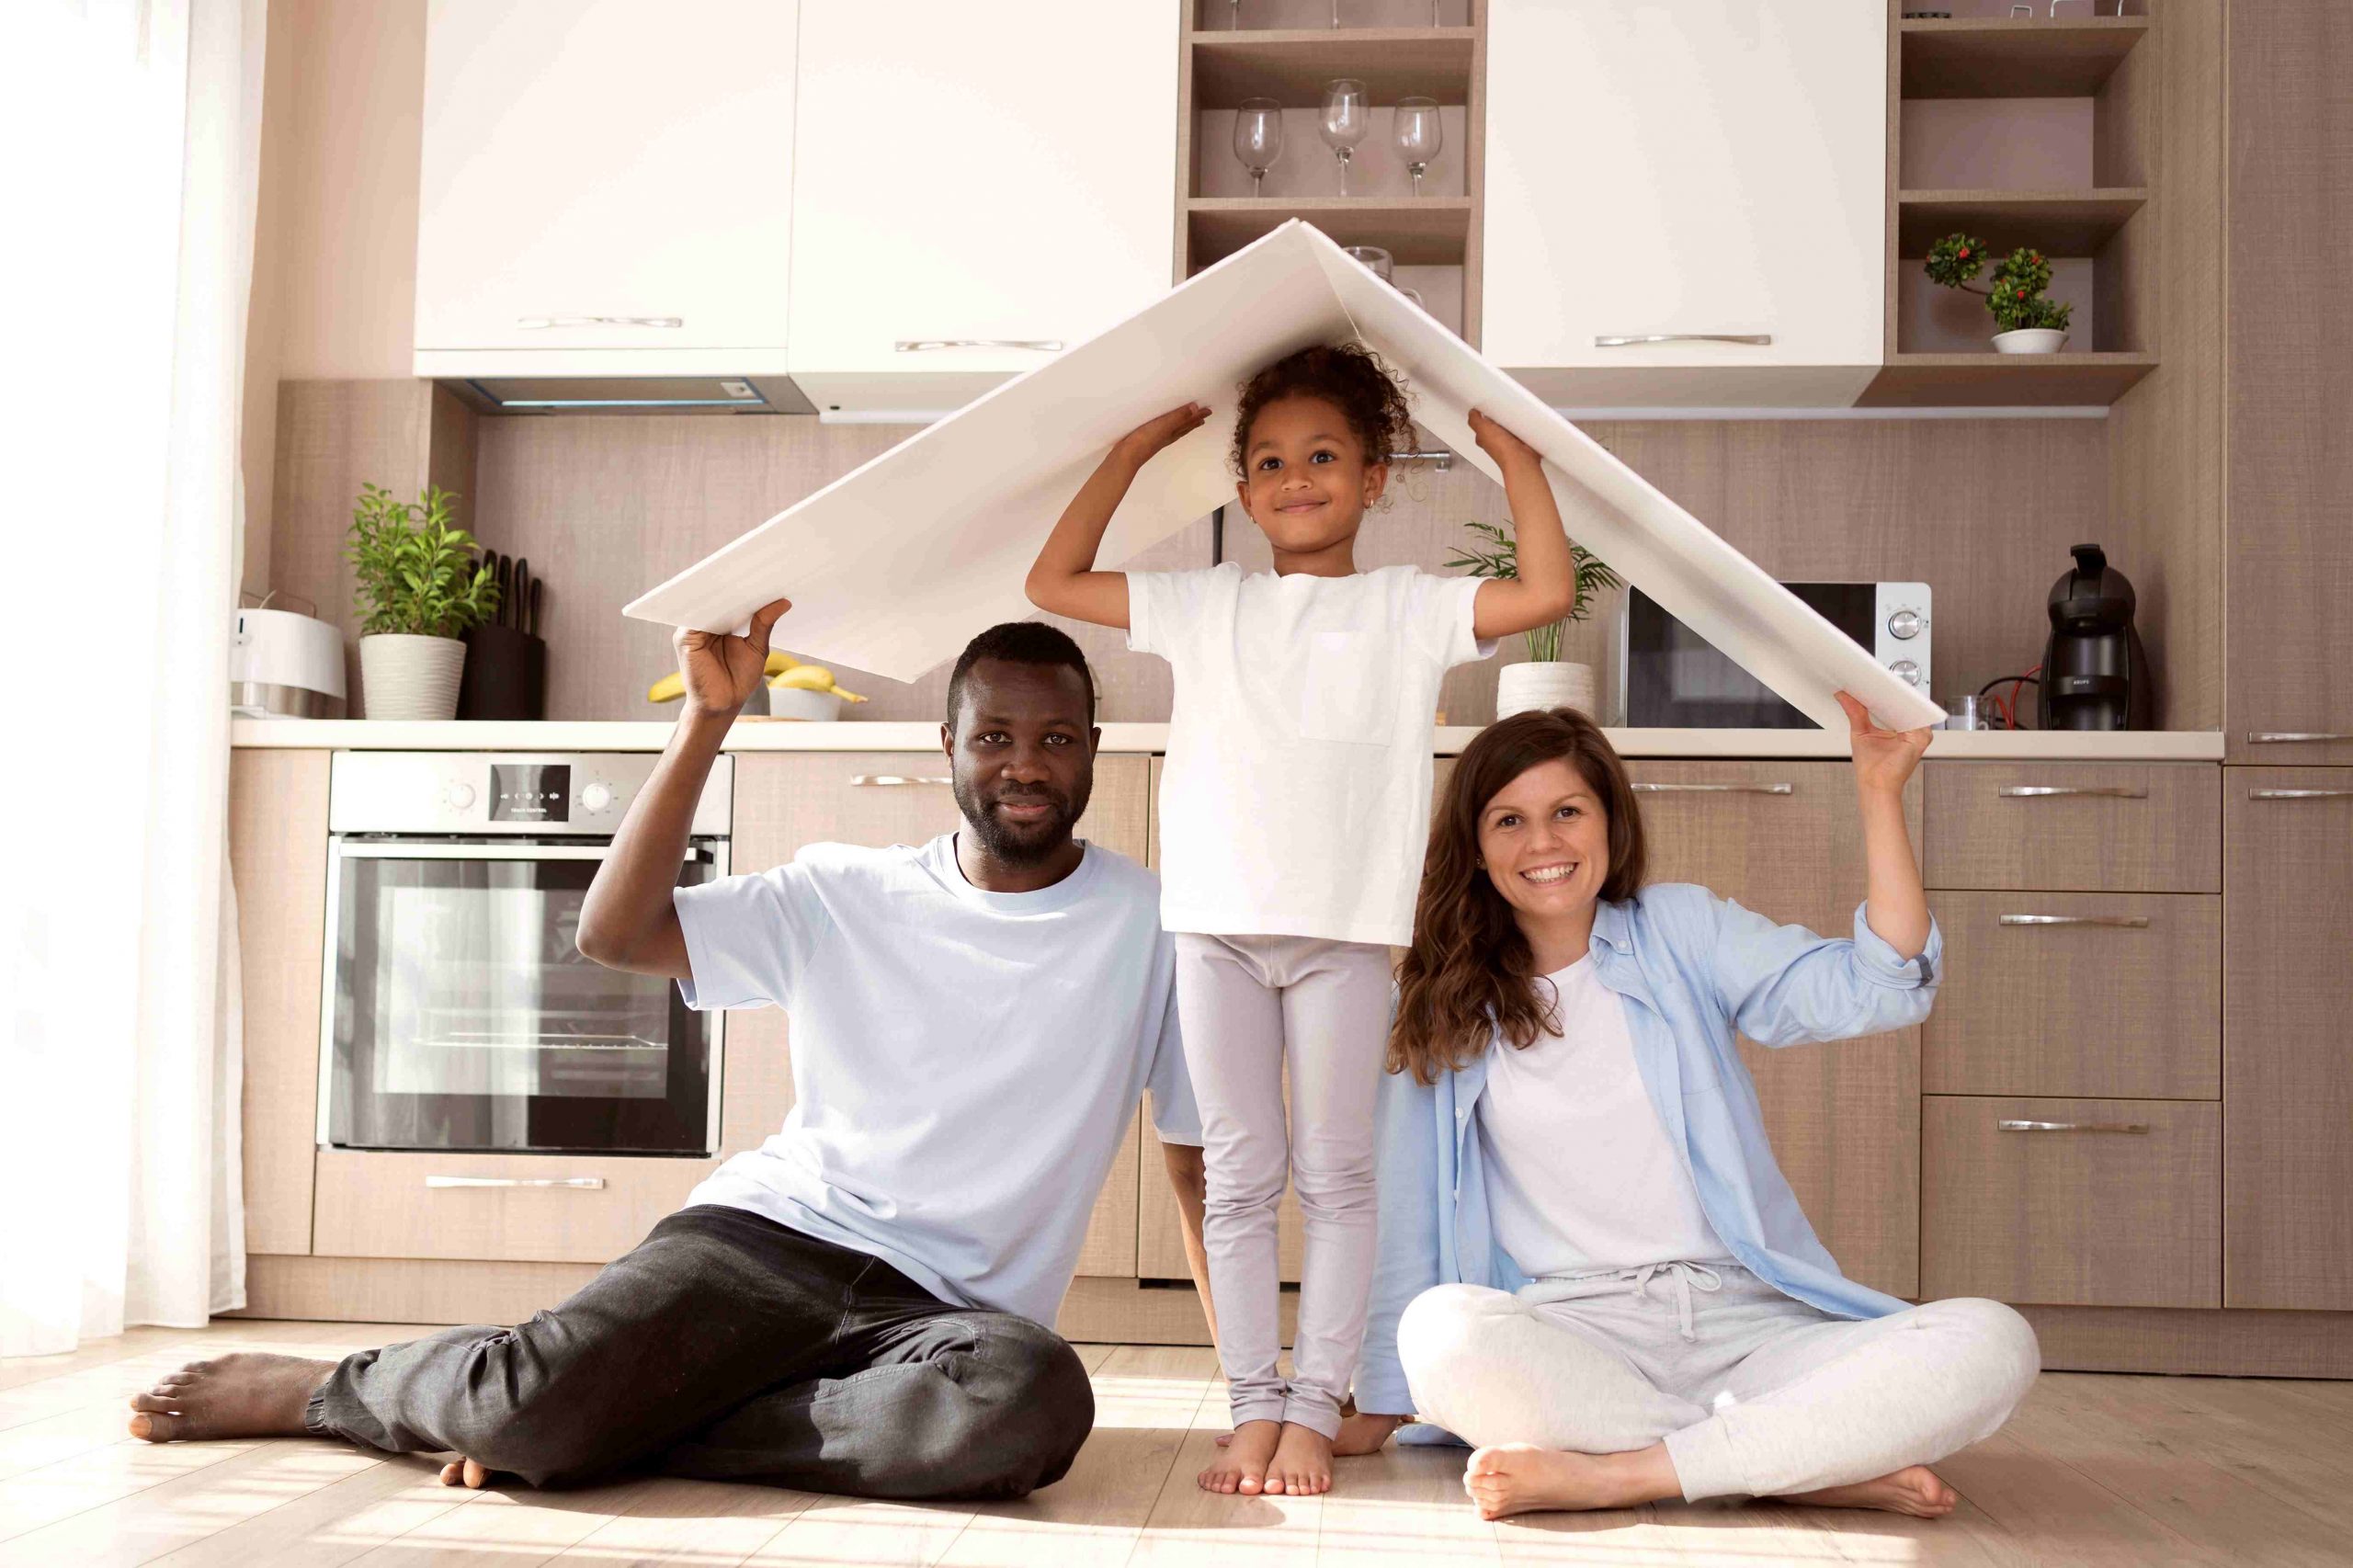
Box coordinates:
[1866,5,2159,407]
[1175,3,1486,343]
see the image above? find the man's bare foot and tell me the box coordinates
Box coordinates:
[1199,1419,1283,1494]
[1267,1422,1335,1496]
[126,1353,335,1443]
[1462,1443,1677,1520]
[438,1458,495,1489]
[1783,1465,1958,1518]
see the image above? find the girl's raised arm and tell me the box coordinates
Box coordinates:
[1463,410,1579,641]
[1026,402,1210,631]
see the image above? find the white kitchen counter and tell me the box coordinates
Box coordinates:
[230,718,2228,761]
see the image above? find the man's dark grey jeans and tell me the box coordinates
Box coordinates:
[304,1203,1096,1499]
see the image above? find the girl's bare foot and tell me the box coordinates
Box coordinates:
[1199,1419,1283,1494]
[438,1457,496,1489]
[1267,1422,1335,1496]
[1462,1443,1677,1520]
[1784,1465,1958,1518]
[126,1353,335,1443]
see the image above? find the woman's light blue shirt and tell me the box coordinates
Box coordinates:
[1353,882,1944,1427]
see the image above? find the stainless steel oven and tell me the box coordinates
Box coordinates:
[319,751,732,1155]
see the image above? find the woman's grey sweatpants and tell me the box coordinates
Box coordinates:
[1173,932,1393,1438]
[1396,1263,2040,1500]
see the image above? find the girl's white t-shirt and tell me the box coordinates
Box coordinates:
[1475,956,1731,1277]
[1128,562,1493,946]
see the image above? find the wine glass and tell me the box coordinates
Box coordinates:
[1233,99,1284,198]
[1319,79,1370,197]
[1392,97,1443,197]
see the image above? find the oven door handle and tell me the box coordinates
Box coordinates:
[333,842,713,863]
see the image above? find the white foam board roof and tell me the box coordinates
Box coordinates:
[624,221,1944,733]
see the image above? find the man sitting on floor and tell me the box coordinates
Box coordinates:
[130,608,1211,1502]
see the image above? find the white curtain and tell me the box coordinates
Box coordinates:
[0,0,266,1355]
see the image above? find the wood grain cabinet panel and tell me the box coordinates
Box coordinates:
[313,1151,718,1265]
[723,752,1151,1278]
[229,749,330,1257]
[2223,768,2353,1309]
[1923,1096,2221,1308]
[1629,761,1923,1300]
[1923,891,2220,1099]
[1923,762,2220,892]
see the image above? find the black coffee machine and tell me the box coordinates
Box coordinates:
[2040,542,2154,731]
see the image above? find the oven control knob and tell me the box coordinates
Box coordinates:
[1890,659,1923,687]
[580,781,614,813]
[1888,608,1925,641]
[442,781,477,812]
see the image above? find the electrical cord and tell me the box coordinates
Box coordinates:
[1976,669,2043,730]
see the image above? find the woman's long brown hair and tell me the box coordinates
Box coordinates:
[1390,708,1650,1085]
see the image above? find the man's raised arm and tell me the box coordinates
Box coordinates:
[577,597,792,980]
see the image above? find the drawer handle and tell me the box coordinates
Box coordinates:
[2249,789,2353,800]
[425,1176,607,1190]
[516,315,682,329]
[1998,914,2150,929]
[893,339,1063,353]
[1997,785,2148,800]
[1631,782,1793,796]
[850,774,952,788]
[1996,1119,2149,1134]
[2247,732,2353,744]
[1594,333,1773,347]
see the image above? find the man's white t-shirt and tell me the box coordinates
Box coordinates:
[673,834,1202,1324]
[1127,563,1494,947]
[1476,956,1730,1278]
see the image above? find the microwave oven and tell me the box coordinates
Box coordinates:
[1618,582,1931,729]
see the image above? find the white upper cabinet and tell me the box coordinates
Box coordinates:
[787,3,1177,414]
[414,0,798,370]
[1482,1,1885,406]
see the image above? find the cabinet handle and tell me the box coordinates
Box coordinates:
[1997,785,2147,800]
[1998,914,2151,928]
[894,339,1063,353]
[516,315,682,329]
[1996,1119,2149,1134]
[1594,333,1773,347]
[1631,781,1792,795]
[850,774,952,788]
[2248,789,2353,800]
[2247,732,2353,744]
[425,1176,607,1190]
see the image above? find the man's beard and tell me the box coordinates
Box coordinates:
[953,775,1089,867]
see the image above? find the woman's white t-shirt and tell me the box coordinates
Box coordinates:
[1127,562,1493,947]
[1475,956,1730,1277]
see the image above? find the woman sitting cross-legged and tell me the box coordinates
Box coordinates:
[1336,699,2038,1521]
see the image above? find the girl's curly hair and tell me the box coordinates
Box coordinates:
[1231,343,1415,479]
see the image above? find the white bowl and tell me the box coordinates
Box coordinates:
[764,685,844,721]
[1991,327,2070,355]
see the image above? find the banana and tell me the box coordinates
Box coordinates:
[647,649,800,704]
[769,664,869,705]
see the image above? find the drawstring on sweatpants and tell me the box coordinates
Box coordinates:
[1629,1261,1723,1341]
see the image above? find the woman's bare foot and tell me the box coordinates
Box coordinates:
[1267,1422,1335,1496]
[126,1353,335,1443]
[1199,1419,1283,1494]
[1783,1465,1958,1518]
[1462,1442,1679,1520]
[438,1458,496,1489]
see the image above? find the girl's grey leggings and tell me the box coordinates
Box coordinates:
[1173,932,1394,1438]
[1396,1263,2040,1499]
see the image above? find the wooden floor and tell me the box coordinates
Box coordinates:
[3,1321,2350,1566]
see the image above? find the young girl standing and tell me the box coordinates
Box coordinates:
[1028,346,1578,1497]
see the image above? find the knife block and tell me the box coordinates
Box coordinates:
[457,624,546,721]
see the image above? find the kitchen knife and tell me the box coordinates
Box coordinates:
[513,558,529,637]
[529,577,542,639]
[494,554,511,628]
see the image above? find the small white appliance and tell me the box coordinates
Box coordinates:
[231,605,347,719]
[1620,582,1931,729]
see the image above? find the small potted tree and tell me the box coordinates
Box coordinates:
[1925,233,2074,353]
[1449,518,1622,720]
[347,483,500,720]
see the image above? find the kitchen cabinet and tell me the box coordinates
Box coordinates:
[413,0,798,370]
[1923,762,2220,894]
[1480,0,1885,406]
[2223,769,2353,1310]
[786,3,1177,414]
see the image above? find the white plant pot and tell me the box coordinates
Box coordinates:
[1991,327,2070,355]
[359,633,466,721]
[763,685,844,722]
[1495,660,1598,722]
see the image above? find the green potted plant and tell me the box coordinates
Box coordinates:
[1448,519,1622,719]
[346,483,500,720]
[1925,233,2074,354]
